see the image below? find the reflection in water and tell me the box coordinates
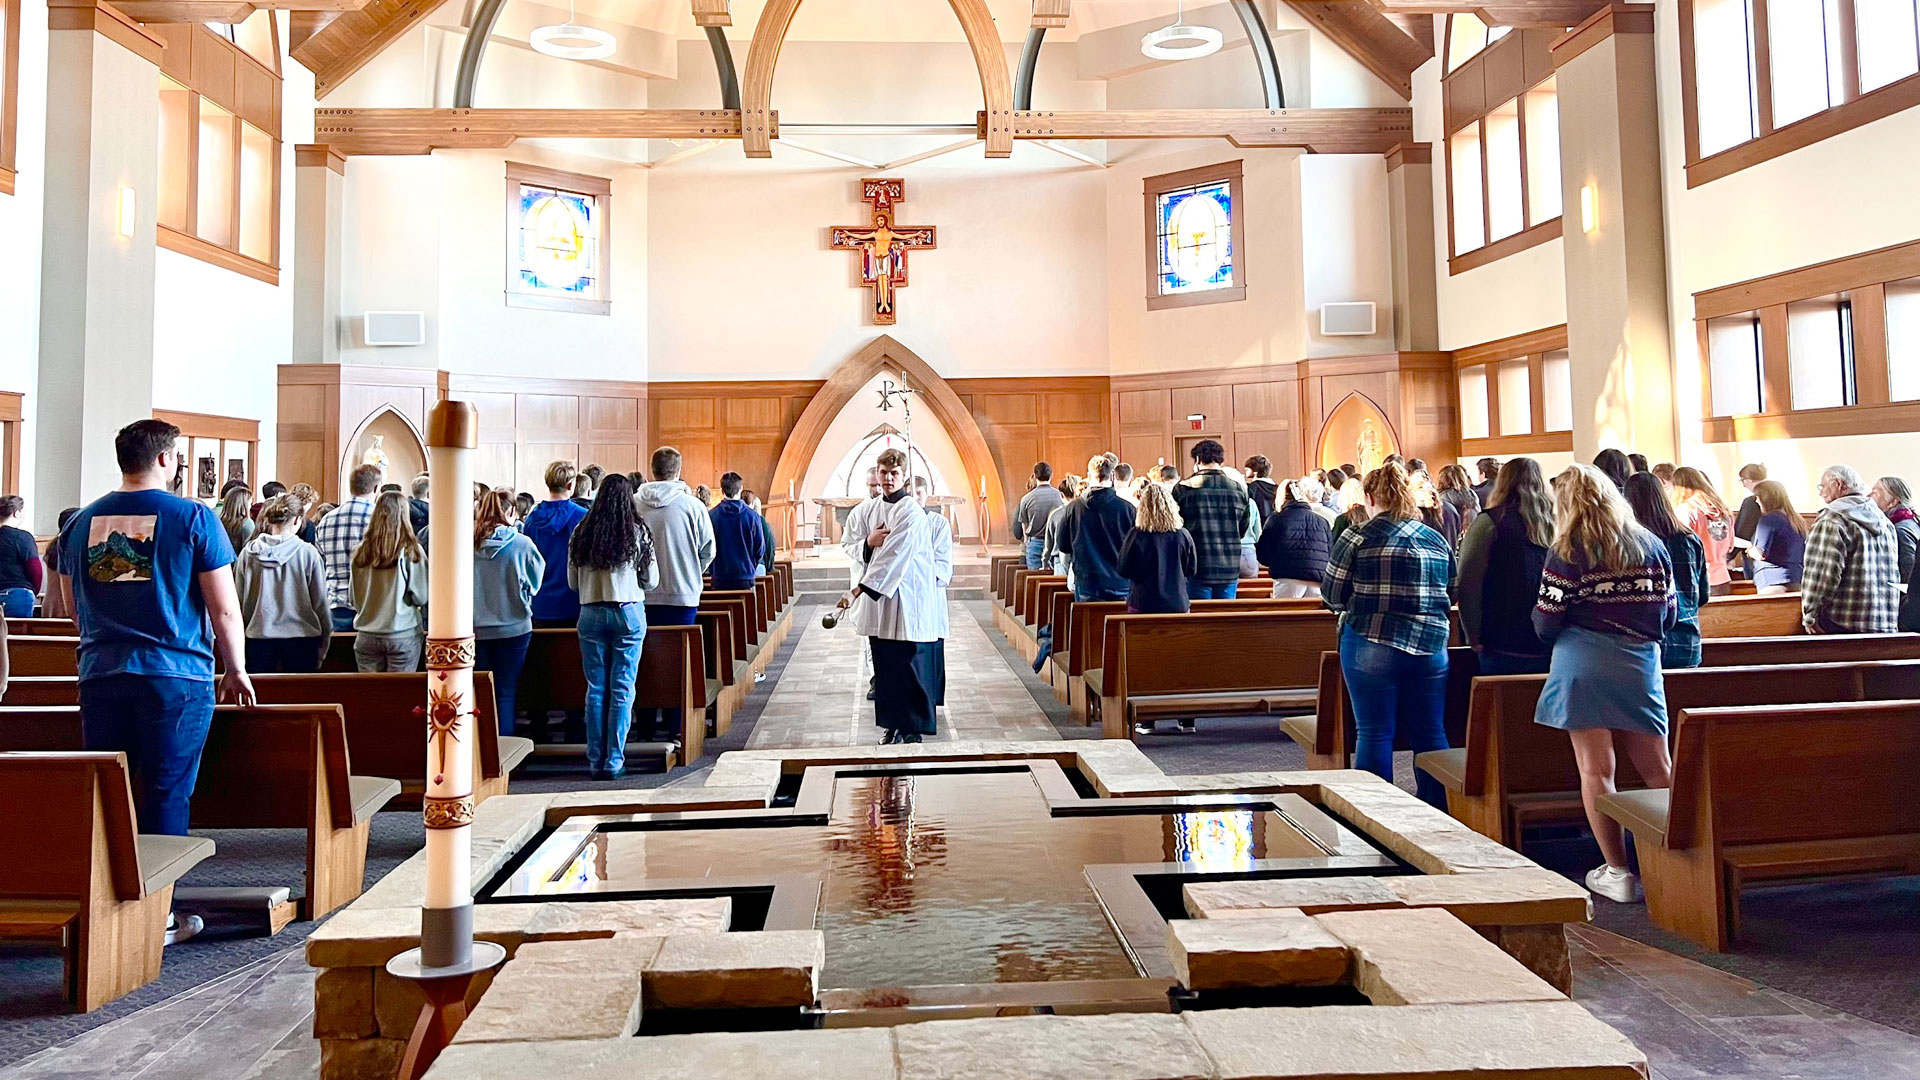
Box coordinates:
[532,773,1312,989]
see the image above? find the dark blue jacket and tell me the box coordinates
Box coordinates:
[1059,487,1137,596]
[1118,528,1196,614]
[522,498,589,622]
[1255,501,1332,583]
[709,499,767,590]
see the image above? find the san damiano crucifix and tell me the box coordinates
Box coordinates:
[830,178,936,325]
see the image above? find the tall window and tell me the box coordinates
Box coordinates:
[506,162,611,315]
[151,17,282,283]
[1454,326,1573,455]
[1442,22,1564,273]
[1697,237,1920,440]
[0,0,19,196]
[1683,0,1920,185]
[1142,161,1245,310]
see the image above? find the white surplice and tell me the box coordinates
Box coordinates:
[847,493,943,643]
[841,495,882,589]
[925,509,953,639]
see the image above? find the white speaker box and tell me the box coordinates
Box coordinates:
[1320,302,1377,337]
[362,311,426,347]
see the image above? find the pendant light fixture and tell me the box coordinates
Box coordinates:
[530,0,615,60]
[1140,0,1223,61]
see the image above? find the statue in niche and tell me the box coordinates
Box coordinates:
[361,434,390,472]
[1356,419,1383,478]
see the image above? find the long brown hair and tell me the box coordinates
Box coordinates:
[1671,466,1731,519]
[1437,463,1474,493]
[1754,480,1808,536]
[1487,458,1554,547]
[474,487,517,547]
[1362,463,1418,521]
[1552,464,1654,571]
[218,487,252,536]
[353,491,423,569]
[1134,481,1184,532]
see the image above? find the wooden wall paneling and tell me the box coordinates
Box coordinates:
[586,396,639,434]
[1231,380,1297,477]
[1396,354,1461,464]
[517,394,579,436]
[1168,385,1232,430]
[1852,282,1890,406]
[474,443,517,491]
[1043,390,1103,425]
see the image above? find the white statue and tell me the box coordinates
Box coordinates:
[362,434,390,471]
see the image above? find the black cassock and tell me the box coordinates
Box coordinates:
[872,637,940,736]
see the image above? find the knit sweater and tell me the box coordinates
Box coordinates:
[1255,501,1332,583]
[1533,538,1676,645]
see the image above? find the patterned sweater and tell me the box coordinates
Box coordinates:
[1533,540,1677,645]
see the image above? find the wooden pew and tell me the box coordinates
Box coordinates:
[0,705,398,922]
[1698,592,1805,637]
[1599,699,1920,951]
[1295,633,1920,774]
[2,672,524,805]
[521,624,708,767]
[1097,611,1340,739]
[1066,597,1325,723]
[696,608,743,736]
[7,617,77,636]
[1419,658,1920,849]
[0,752,215,1011]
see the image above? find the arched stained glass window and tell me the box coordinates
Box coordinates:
[1144,161,1246,310]
[506,161,612,315]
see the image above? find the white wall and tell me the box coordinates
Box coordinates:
[0,0,48,516]
[1299,154,1396,357]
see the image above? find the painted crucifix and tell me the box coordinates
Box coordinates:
[829,178,936,325]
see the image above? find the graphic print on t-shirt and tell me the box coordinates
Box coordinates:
[87,515,158,582]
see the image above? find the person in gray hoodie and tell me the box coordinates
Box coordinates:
[633,447,715,741]
[234,494,332,673]
[473,488,546,735]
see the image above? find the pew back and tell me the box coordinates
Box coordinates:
[1697,593,1805,638]
[0,752,142,902]
[1103,611,1340,737]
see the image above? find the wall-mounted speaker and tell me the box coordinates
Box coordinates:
[1319,302,1377,337]
[362,311,426,347]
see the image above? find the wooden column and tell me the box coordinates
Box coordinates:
[1385,142,1439,352]
[293,145,346,365]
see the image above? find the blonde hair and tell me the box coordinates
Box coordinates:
[1134,481,1184,532]
[1362,463,1418,521]
[1671,466,1731,518]
[352,491,424,570]
[1551,464,1654,571]
[544,461,578,494]
[474,487,517,547]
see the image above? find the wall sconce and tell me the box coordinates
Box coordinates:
[1579,184,1597,235]
[117,187,137,238]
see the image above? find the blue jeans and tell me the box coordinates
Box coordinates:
[1,587,35,617]
[1339,624,1449,809]
[330,606,356,632]
[79,675,216,835]
[638,604,698,739]
[477,633,533,735]
[1024,537,1046,570]
[579,603,646,773]
[1187,581,1239,600]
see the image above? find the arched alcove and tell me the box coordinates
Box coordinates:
[769,335,1007,541]
[1314,392,1399,475]
[342,405,429,495]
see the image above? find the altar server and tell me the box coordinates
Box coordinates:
[839,450,942,743]
[841,465,885,698]
[915,476,954,707]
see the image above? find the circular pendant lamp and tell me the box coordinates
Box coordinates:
[531,0,615,60]
[1141,0,1223,60]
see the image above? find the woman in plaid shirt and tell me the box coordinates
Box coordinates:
[1321,463,1456,808]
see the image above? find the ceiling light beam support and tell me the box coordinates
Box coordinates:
[1231,0,1285,110]
[706,26,741,111]
[1015,27,1045,111]
[982,107,1412,154]
[452,0,510,108]
[314,108,764,155]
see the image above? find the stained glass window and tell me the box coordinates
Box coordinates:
[506,162,611,314]
[1155,181,1234,295]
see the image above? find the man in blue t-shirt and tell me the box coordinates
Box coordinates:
[54,419,257,852]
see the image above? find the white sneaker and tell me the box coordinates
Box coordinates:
[1585,864,1644,904]
[164,913,204,946]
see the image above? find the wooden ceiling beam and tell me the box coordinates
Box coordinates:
[1031,0,1069,29]
[984,108,1414,155]
[113,0,367,16]
[691,0,729,28]
[1368,1,1610,27]
[1284,0,1431,101]
[292,0,451,99]
[313,107,767,155]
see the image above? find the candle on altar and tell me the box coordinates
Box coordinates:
[788,478,795,501]
[421,401,478,955]
[979,474,987,498]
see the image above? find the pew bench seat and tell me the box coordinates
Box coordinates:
[1413,748,1467,793]
[347,776,405,824]
[499,736,535,777]
[136,835,218,896]
[1125,687,1317,723]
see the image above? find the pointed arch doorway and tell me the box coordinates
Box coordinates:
[769,335,1007,545]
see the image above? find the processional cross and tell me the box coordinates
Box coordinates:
[830,178,937,325]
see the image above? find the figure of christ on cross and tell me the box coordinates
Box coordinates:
[830,178,936,325]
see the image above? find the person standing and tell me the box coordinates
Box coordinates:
[1802,464,1901,634]
[234,495,332,673]
[708,472,767,592]
[1730,463,1766,577]
[1870,476,1920,581]
[634,447,714,741]
[842,466,886,699]
[568,473,657,779]
[315,464,383,632]
[408,475,431,535]
[1056,457,1136,603]
[349,492,428,672]
[1321,463,1454,807]
[1624,473,1709,669]
[916,477,955,708]
[1040,475,1079,578]
[742,491,778,579]
[1172,440,1255,599]
[0,496,43,617]
[473,488,545,735]
[1013,462,1064,570]
[1243,456,1279,522]
[1671,467,1735,596]
[1533,464,1677,905]
[1748,480,1806,593]
[1471,458,1499,509]
[1118,482,1196,616]
[218,486,255,555]
[837,449,942,744]
[53,419,256,946]
[1436,464,1481,539]
[1256,479,1332,599]
[1454,458,1554,675]
[1592,449,1633,492]
[524,461,590,629]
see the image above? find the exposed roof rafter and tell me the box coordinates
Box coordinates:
[1284,0,1431,101]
